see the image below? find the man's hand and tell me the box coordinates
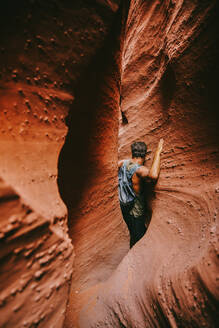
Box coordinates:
[148,138,164,181]
[158,138,164,153]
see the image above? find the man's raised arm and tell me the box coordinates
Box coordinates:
[148,138,164,180]
[137,139,164,182]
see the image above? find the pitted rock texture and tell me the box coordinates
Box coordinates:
[0,1,120,327]
[0,178,73,328]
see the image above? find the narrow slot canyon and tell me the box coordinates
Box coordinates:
[0,1,218,328]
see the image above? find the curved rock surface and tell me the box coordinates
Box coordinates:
[0,1,119,327]
[0,0,218,327]
[0,177,73,327]
[64,0,219,327]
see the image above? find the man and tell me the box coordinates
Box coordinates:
[118,139,164,248]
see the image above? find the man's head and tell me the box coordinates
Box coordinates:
[131,141,147,159]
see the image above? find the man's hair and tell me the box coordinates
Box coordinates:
[131,141,147,158]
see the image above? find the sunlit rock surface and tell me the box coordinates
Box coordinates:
[0,0,218,327]
[0,178,73,327]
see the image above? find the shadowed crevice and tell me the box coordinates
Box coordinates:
[57,0,130,224]
[160,63,176,115]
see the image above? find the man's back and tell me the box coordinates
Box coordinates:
[118,159,141,205]
[119,159,149,196]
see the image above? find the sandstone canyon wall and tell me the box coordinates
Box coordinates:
[66,0,219,327]
[0,1,120,327]
[0,0,218,328]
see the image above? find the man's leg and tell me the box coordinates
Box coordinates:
[130,216,146,248]
[120,203,132,233]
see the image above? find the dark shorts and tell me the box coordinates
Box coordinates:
[120,202,147,248]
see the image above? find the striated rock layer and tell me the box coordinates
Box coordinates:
[0,0,218,327]
[0,177,73,327]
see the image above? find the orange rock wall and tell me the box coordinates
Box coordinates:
[0,0,218,327]
[0,1,120,327]
[74,0,219,327]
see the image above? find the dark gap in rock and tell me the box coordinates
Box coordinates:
[57,2,125,214]
[160,62,176,117]
[121,110,128,124]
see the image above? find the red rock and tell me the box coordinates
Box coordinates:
[0,0,218,327]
